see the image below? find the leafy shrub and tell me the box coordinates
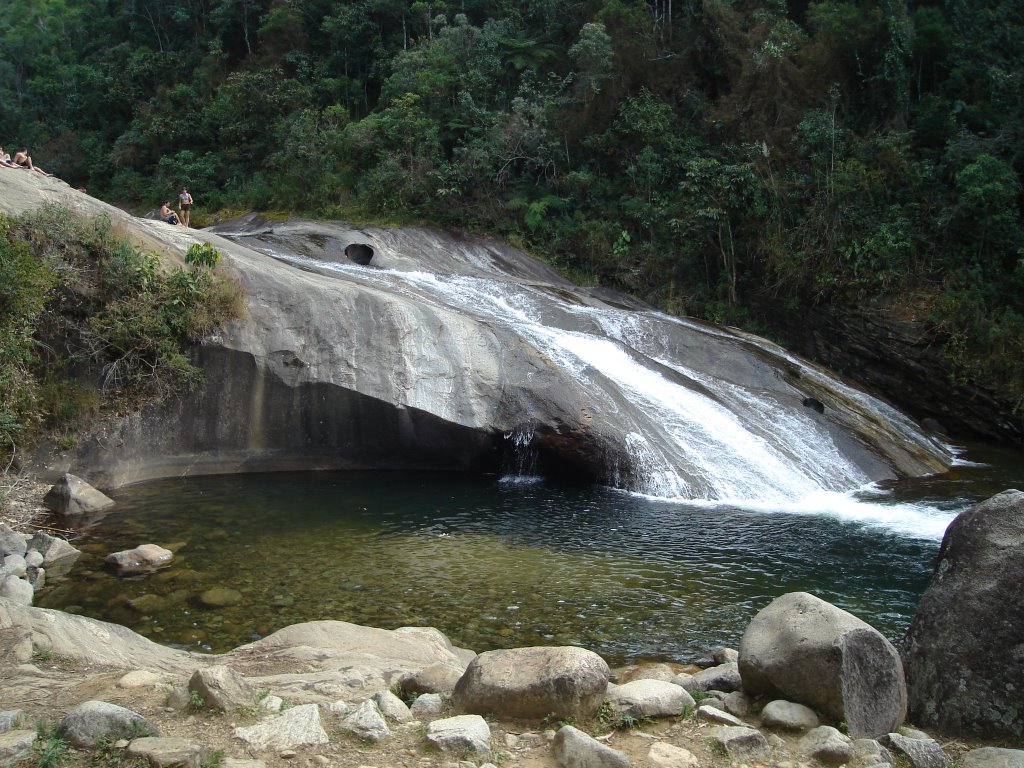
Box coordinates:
[0,206,243,463]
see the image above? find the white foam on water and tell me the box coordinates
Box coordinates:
[616,486,957,541]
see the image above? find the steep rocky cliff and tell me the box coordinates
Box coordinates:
[763,302,1024,444]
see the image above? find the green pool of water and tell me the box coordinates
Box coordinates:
[35,443,1023,665]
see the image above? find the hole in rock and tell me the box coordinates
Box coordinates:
[345,243,374,265]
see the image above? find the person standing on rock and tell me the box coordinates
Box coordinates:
[178,187,194,228]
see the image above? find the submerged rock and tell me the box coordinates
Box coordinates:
[105,544,173,574]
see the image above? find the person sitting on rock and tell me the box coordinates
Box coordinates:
[0,147,23,168]
[12,147,51,175]
[160,201,181,226]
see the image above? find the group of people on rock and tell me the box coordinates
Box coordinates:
[0,145,53,175]
[160,188,194,227]
[3,142,197,229]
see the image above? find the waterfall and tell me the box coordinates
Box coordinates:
[501,422,541,482]
[222,229,953,513]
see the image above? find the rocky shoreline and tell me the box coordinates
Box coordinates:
[2,480,1024,768]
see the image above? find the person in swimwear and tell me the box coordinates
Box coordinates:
[0,147,21,168]
[178,187,194,228]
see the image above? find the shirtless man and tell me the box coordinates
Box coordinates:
[160,201,181,226]
[12,148,50,175]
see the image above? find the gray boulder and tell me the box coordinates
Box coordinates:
[705,726,770,760]
[761,700,820,732]
[0,730,36,766]
[410,693,445,718]
[695,704,745,726]
[232,704,328,750]
[721,690,756,717]
[125,737,205,768]
[399,661,465,695]
[370,690,413,723]
[739,591,907,738]
[604,679,695,721]
[0,575,33,606]
[0,525,27,557]
[188,665,257,712]
[58,701,158,747]
[902,489,1024,739]
[452,646,609,721]
[800,725,855,764]
[553,724,629,768]
[43,473,115,516]
[961,748,1024,768]
[883,732,948,768]
[854,738,895,766]
[2,554,26,578]
[105,544,173,574]
[426,714,491,756]
[27,532,81,575]
[339,700,391,742]
[683,662,742,693]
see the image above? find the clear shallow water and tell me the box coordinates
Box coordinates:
[36,444,1022,665]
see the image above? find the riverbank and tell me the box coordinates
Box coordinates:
[3,475,1023,768]
[0,474,49,533]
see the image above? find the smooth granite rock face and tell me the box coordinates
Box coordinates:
[902,490,1024,739]
[0,173,952,498]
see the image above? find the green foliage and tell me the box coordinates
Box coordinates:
[0,206,243,462]
[33,721,68,768]
[594,700,645,731]
[3,0,1024,426]
[188,690,207,711]
[185,242,222,270]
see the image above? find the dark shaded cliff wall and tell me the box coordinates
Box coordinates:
[763,304,1024,445]
[47,345,502,488]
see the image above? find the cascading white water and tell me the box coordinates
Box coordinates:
[502,421,541,481]
[231,238,957,538]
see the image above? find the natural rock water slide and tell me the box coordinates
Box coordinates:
[0,172,951,499]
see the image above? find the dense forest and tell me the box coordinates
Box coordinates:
[2,0,1023,436]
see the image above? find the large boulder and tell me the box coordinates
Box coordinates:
[452,646,610,721]
[902,489,1024,739]
[604,680,695,721]
[2,174,952,501]
[42,473,115,516]
[58,701,157,747]
[738,592,906,738]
